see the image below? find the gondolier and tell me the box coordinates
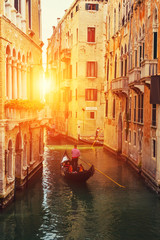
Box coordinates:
[71,144,80,171]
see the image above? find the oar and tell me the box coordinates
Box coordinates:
[80,158,125,189]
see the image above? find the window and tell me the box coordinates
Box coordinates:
[105,100,108,117]
[85,4,99,11]
[113,99,115,119]
[86,111,95,119]
[107,59,109,81]
[139,45,142,67]
[28,0,31,29]
[129,97,131,121]
[14,0,21,13]
[85,89,97,101]
[138,94,143,123]
[134,132,136,146]
[153,32,158,59]
[152,139,156,158]
[135,50,137,67]
[152,104,156,126]
[87,27,95,42]
[124,58,127,76]
[76,5,79,12]
[86,62,97,77]
[129,130,131,143]
[134,96,136,122]
[71,12,73,18]
[114,55,117,79]
[143,42,145,60]
[125,129,128,141]
[90,112,95,119]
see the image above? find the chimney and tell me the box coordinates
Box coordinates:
[57,18,60,24]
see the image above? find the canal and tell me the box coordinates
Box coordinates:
[1,136,160,240]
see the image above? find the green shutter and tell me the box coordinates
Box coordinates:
[85,4,88,10]
[96,4,99,11]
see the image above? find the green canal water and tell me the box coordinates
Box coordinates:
[1,137,160,240]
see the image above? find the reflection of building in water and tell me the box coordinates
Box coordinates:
[47,0,107,140]
[0,0,45,208]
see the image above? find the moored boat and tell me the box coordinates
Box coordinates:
[61,151,95,182]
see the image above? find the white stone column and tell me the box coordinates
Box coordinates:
[5,0,11,20]
[21,0,26,19]
[11,8,17,25]
[8,58,12,99]
[24,65,27,99]
[12,60,18,99]
[17,62,22,99]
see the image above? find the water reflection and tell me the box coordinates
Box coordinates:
[1,137,160,240]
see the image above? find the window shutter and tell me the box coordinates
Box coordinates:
[85,89,87,100]
[95,62,98,77]
[86,62,88,77]
[85,4,88,10]
[96,4,99,11]
[94,89,97,101]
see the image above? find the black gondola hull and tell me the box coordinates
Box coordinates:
[61,152,94,182]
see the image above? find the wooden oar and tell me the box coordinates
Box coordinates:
[80,158,125,189]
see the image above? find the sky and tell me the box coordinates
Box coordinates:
[41,0,73,65]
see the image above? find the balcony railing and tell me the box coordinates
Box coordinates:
[141,59,158,79]
[5,108,46,120]
[111,76,128,92]
[61,48,71,62]
[128,67,141,84]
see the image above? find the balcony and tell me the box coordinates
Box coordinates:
[128,67,141,85]
[111,76,128,94]
[141,59,158,81]
[61,48,71,62]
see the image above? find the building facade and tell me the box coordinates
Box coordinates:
[104,0,160,192]
[47,0,107,141]
[0,0,45,207]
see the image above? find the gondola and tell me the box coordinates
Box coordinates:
[61,151,95,182]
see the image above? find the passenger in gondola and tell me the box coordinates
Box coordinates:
[69,164,73,173]
[79,164,84,172]
[64,161,70,172]
[71,144,80,171]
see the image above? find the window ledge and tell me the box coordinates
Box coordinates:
[151,125,157,129]
[87,42,96,45]
[87,77,96,79]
